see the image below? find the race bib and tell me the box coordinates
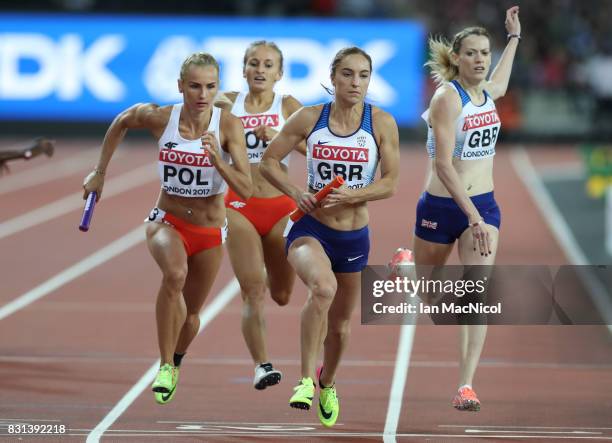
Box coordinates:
[460,110,501,161]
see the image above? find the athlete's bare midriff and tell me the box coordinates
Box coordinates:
[426,156,494,197]
[309,196,369,231]
[156,191,227,227]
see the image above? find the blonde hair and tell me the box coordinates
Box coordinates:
[179,52,219,80]
[424,27,490,85]
[243,40,284,73]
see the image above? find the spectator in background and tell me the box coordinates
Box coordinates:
[582,40,612,128]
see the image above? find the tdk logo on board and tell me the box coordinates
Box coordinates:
[144,37,397,106]
[0,33,125,101]
[0,15,424,124]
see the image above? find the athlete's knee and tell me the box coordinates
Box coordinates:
[161,266,188,295]
[240,280,267,305]
[184,313,200,330]
[271,287,291,306]
[309,278,337,310]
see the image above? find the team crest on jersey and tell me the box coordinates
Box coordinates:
[357,136,367,147]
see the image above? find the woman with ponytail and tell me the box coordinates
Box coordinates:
[398,6,521,411]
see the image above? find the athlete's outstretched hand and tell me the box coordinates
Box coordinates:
[83,169,105,202]
[505,6,521,36]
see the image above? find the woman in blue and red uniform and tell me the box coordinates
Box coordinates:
[216,41,304,391]
[82,52,252,405]
[402,6,521,412]
[261,46,400,427]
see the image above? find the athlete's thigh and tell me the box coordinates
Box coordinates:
[413,235,454,266]
[182,245,224,314]
[328,272,361,322]
[287,236,334,287]
[262,215,295,293]
[457,224,499,265]
[146,222,188,273]
[226,209,266,284]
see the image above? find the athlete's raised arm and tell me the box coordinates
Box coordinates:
[486,6,521,100]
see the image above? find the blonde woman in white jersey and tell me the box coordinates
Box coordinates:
[403,7,521,411]
[261,47,400,427]
[216,41,304,390]
[82,52,252,405]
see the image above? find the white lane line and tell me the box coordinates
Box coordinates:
[382,321,416,443]
[0,163,155,240]
[0,148,103,196]
[510,147,588,265]
[510,147,612,334]
[466,429,601,435]
[538,162,585,181]
[157,421,325,425]
[75,432,612,439]
[0,226,144,321]
[441,425,612,430]
[85,278,240,443]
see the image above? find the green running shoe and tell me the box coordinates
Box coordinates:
[318,383,339,427]
[289,377,315,410]
[154,365,179,405]
[151,363,177,395]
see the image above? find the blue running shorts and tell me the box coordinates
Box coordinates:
[414,191,501,244]
[286,214,370,273]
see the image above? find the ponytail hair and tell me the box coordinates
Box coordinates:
[424,27,490,86]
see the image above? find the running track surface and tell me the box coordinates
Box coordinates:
[1,140,611,442]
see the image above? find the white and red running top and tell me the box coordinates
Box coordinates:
[157,104,230,198]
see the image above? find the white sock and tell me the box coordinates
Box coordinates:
[459,384,472,390]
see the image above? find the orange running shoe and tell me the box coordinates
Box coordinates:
[452,386,481,411]
[388,248,414,278]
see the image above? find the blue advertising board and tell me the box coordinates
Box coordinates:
[0,14,425,125]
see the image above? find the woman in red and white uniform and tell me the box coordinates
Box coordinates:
[216,41,303,390]
[82,52,252,405]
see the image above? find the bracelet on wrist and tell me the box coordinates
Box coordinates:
[470,219,484,228]
[507,33,521,41]
[94,168,105,176]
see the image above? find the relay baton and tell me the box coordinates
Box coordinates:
[289,176,345,222]
[79,192,97,232]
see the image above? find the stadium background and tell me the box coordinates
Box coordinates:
[1,0,611,441]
